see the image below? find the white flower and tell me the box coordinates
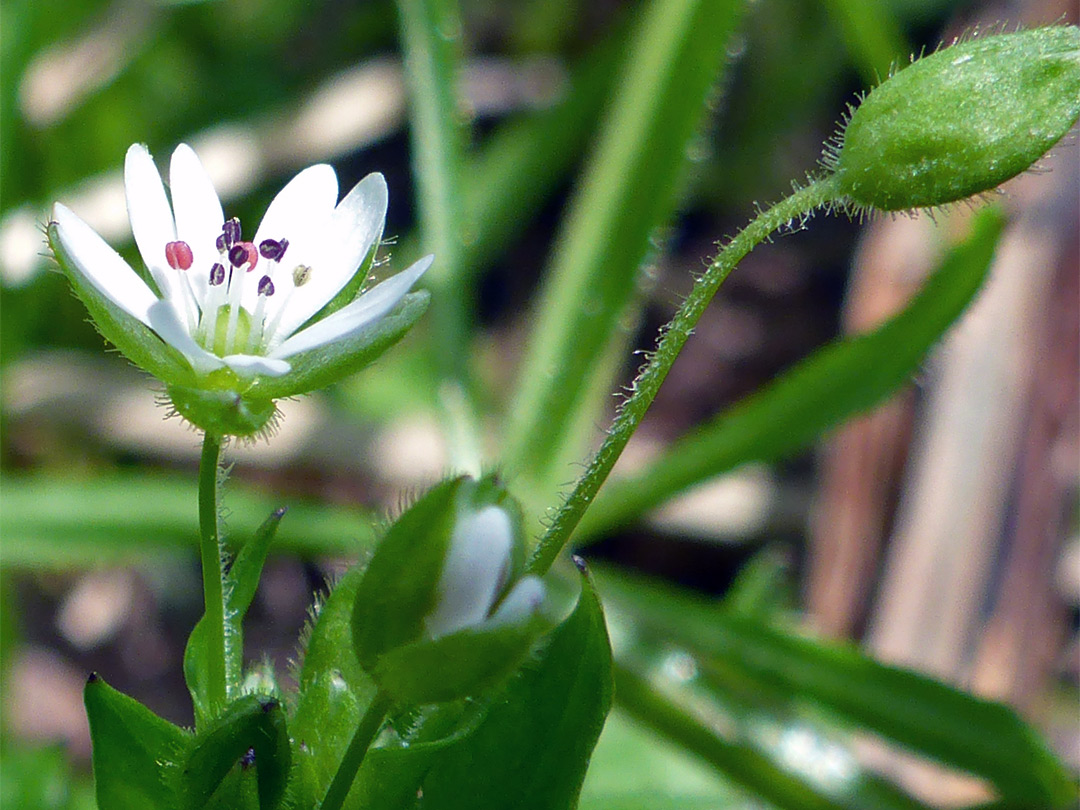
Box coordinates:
[424,504,546,640]
[51,143,432,380]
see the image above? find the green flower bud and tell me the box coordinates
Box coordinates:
[351,477,572,704]
[830,26,1080,211]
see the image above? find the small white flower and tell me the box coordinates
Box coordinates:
[52,143,432,379]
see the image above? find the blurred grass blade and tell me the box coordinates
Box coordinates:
[615,662,851,810]
[504,0,745,479]
[597,566,1075,808]
[457,24,626,274]
[821,0,908,85]
[576,206,1006,542]
[1,473,376,569]
[325,19,627,284]
[396,0,469,384]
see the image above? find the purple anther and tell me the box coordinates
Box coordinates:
[258,238,288,261]
[228,244,248,268]
[223,217,242,247]
[209,262,226,286]
[257,275,275,296]
[216,233,226,252]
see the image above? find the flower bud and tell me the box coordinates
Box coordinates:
[351,477,568,704]
[830,26,1080,211]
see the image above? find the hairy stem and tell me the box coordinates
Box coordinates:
[198,432,228,710]
[528,176,842,574]
[320,691,394,810]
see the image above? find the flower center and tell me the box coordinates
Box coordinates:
[168,217,310,359]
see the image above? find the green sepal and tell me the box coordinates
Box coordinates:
[167,386,278,438]
[179,694,291,810]
[48,222,196,387]
[84,673,193,810]
[351,478,462,670]
[245,290,431,401]
[288,568,379,808]
[372,610,552,704]
[834,26,1080,211]
[184,508,286,728]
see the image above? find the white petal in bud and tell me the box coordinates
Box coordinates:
[424,505,513,640]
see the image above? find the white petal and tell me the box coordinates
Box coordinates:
[125,144,176,269]
[146,300,225,375]
[222,354,291,377]
[489,576,546,627]
[249,164,338,318]
[170,144,224,304]
[425,505,513,640]
[267,173,388,341]
[268,254,432,360]
[125,144,190,328]
[52,203,158,326]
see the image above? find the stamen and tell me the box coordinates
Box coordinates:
[292,264,312,287]
[223,217,242,248]
[200,263,227,348]
[165,240,193,271]
[224,266,247,352]
[247,275,275,352]
[216,233,226,253]
[209,262,226,286]
[258,238,289,262]
[229,241,259,271]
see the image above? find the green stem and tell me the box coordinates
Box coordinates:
[320,691,394,810]
[528,176,841,574]
[198,432,228,710]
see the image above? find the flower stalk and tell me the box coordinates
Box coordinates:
[527,175,842,575]
[319,690,393,810]
[198,432,229,711]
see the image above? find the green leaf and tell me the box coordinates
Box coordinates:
[416,571,613,809]
[596,567,1075,808]
[84,674,192,810]
[179,694,290,810]
[505,0,745,478]
[1,472,377,570]
[576,205,1006,542]
[228,507,287,621]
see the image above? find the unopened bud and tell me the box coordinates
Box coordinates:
[831,26,1080,211]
